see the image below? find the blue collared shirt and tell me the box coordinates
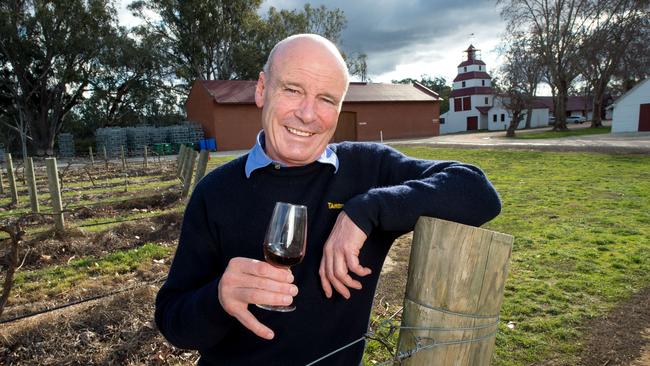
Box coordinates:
[245,131,339,178]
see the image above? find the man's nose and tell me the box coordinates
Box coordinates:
[295,97,317,124]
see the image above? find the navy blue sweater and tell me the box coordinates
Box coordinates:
[155,142,501,365]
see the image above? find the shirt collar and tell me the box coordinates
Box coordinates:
[245,131,339,178]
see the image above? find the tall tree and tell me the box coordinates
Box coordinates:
[129,0,263,86]
[499,35,540,137]
[77,28,180,129]
[578,0,648,127]
[232,4,348,80]
[611,15,650,93]
[498,0,597,130]
[500,33,542,129]
[0,0,117,155]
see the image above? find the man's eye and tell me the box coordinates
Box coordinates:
[285,88,299,94]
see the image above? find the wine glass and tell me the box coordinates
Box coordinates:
[257,202,308,312]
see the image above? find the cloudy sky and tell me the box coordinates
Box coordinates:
[118,0,508,86]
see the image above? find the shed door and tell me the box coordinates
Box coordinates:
[639,104,650,132]
[467,116,478,131]
[333,111,357,142]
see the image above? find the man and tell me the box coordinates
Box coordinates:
[155,34,501,365]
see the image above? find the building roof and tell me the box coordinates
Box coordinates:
[613,78,649,106]
[453,71,491,82]
[475,106,492,115]
[450,86,493,98]
[535,96,594,112]
[197,80,439,104]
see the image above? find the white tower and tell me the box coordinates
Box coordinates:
[440,45,494,134]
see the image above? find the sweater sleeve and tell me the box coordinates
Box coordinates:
[343,144,501,235]
[154,181,234,350]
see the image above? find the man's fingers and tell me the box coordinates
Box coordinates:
[235,287,294,308]
[237,259,293,283]
[346,253,372,277]
[334,254,361,290]
[233,309,275,340]
[319,258,333,298]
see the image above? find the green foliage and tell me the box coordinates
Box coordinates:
[0,0,119,153]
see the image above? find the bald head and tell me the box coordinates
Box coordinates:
[263,34,349,89]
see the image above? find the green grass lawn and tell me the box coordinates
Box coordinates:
[515,126,611,139]
[375,146,650,365]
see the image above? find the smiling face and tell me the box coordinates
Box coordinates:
[255,36,349,167]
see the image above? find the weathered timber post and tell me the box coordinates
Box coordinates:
[143,145,148,169]
[0,167,5,194]
[396,217,513,366]
[193,150,210,188]
[176,145,187,179]
[25,157,39,213]
[103,146,108,169]
[120,145,127,170]
[89,146,94,166]
[45,158,65,231]
[181,150,198,198]
[6,154,19,205]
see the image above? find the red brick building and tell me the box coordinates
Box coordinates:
[185,80,440,151]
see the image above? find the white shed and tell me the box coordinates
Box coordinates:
[612,78,650,133]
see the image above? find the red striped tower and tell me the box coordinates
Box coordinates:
[446,45,494,132]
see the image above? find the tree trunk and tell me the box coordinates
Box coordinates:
[554,83,569,131]
[506,112,519,137]
[525,107,533,129]
[591,83,605,127]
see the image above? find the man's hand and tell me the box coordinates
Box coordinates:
[218,257,298,340]
[319,212,371,299]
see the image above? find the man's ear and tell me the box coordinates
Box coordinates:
[255,72,265,108]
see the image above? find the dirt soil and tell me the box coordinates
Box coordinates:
[579,287,650,366]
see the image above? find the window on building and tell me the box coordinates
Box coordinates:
[463,97,471,111]
[479,65,482,70]
[485,97,489,104]
[464,66,467,72]
[440,118,445,124]
[482,80,485,86]
[501,114,505,122]
[493,114,497,122]
[454,98,462,112]
[462,81,466,87]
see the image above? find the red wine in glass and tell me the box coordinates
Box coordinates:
[257,202,307,312]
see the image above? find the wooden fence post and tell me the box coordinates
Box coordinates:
[395,217,513,366]
[181,150,197,198]
[45,158,65,231]
[6,153,19,205]
[103,146,108,169]
[193,150,209,188]
[120,145,127,170]
[176,145,187,178]
[25,157,39,213]
[0,168,5,194]
[143,145,148,169]
[89,146,94,166]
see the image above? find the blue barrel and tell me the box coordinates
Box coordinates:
[199,138,217,151]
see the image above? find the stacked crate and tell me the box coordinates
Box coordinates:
[58,133,75,158]
[126,126,150,156]
[187,123,205,144]
[96,128,127,158]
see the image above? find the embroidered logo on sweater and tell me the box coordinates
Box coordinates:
[327,202,344,209]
